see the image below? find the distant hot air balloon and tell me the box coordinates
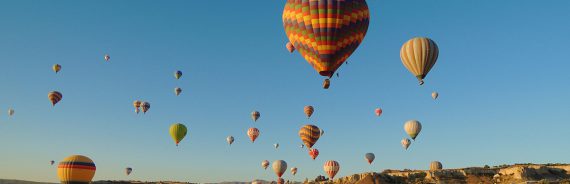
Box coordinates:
[323,160,340,180]
[300,144,305,149]
[174,70,182,80]
[401,138,411,150]
[104,54,110,62]
[365,153,375,164]
[400,37,439,85]
[8,108,14,117]
[375,108,382,117]
[323,79,330,89]
[277,178,285,184]
[430,161,443,171]
[141,102,150,114]
[227,136,234,146]
[272,160,287,178]
[247,128,260,143]
[304,106,314,119]
[320,129,325,137]
[125,167,132,176]
[57,155,96,184]
[262,160,270,170]
[53,64,61,73]
[404,120,422,140]
[169,123,187,146]
[291,167,298,176]
[251,111,260,122]
[283,0,370,88]
[50,160,55,165]
[309,148,319,160]
[432,92,439,100]
[48,91,63,106]
[274,143,279,149]
[299,125,321,148]
[286,42,295,53]
[133,100,141,114]
[175,87,182,96]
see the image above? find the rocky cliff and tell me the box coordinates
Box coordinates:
[305,164,570,184]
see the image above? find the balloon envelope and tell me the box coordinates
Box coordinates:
[226,136,234,145]
[299,125,321,148]
[432,92,439,100]
[126,167,132,175]
[309,148,319,160]
[174,70,182,79]
[169,123,188,146]
[400,37,439,85]
[375,108,382,117]
[304,106,314,118]
[53,64,61,73]
[247,128,260,143]
[404,120,422,140]
[430,161,443,171]
[262,160,270,170]
[323,160,340,179]
[57,155,96,184]
[365,153,375,164]
[272,160,287,178]
[251,111,260,122]
[48,91,63,106]
[401,138,411,150]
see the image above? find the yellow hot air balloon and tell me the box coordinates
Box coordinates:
[400,37,439,85]
[57,155,96,184]
[169,123,187,146]
[299,124,321,148]
[53,64,62,73]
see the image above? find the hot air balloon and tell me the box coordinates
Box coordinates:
[141,102,150,114]
[247,128,260,143]
[323,160,340,180]
[299,125,321,148]
[400,37,439,85]
[320,129,325,137]
[291,167,298,176]
[169,123,187,146]
[401,138,411,150]
[274,143,279,149]
[227,136,234,146]
[375,108,382,117]
[8,108,14,117]
[133,100,141,114]
[365,153,375,164]
[174,70,182,80]
[272,160,287,178]
[432,92,439,100]
[430,161,443,171]
[283,0,370,88]
[404,120,422,140]
[277,178,285,184]
[262,160,270,170]
[300,144,305,149]
[304,106,314,119]
[53,64,61,73]
[251,111,260,122]
[175,87,182,96]
[323,79,330,89]
[51,160,55,165]
[48,91,63,106]
[286,42,295,53]
[57,155,96,184]
[309,148,319,160]
[104,54,110,61]
[126,167,132,176]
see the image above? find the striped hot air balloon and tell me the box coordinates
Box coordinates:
[125,167,132,176]
[430,161,443,171]
[309,148,319,160]
[247,128,260,143]
[375,108,382,117]
[272,160,287,178]
[251,111,260,122]
[141,102,150,114]
[262,160,270,170]
[286,42,295,53]
[401,138,411,150]
[174,70,182,79]
[48,91,63,106]
[299,125,321,148]
[304,106,314,119]
[404,120,422,140]
[283,0,370,86]
[169,123,187,146]
[323,160,340,180]
[400,37,439,85]
[57,155,96,184]
[365,153,375,164]
[53,64,61,73]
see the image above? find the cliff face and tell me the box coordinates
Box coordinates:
[305,164,570,184]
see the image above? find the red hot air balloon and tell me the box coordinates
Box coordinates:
[247,128,260,143]
[375,108,382,117]
[309,148,319,160]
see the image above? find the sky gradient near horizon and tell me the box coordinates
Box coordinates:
[1,0,570,183]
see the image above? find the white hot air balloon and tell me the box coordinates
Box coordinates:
[401,138,411,150]
[404,120,422,140]
[274,143,279,149]
[8,108,14,117]
[272,160,287,178]
[432,92,439,100]
[104,54,110,61]
[226,136,234,146]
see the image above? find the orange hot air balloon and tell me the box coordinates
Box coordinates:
[309,148,319,160]
[48,91,63,106]
[304,106,314,119]
[247,127,260,143]
[299,125,321,148]
[375,108,382,117]
[57,155,96,184]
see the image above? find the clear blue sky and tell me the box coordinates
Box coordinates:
[1,0,569,183]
